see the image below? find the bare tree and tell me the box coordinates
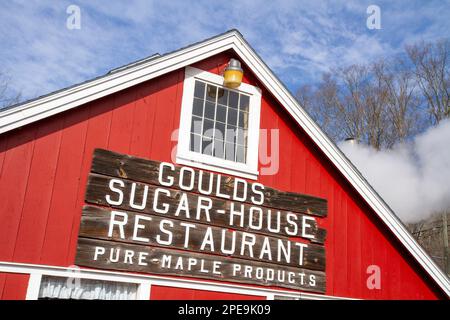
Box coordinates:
[372,58,422,147]
[298,62,408,150]
[336,65,371,145]
[406,39,450,125]
[296,41,447,149]
[297,74,343,142]
[0,71,21,109]
[298,68,368,144]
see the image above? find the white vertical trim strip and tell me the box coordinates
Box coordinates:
[137,281,151,300]
[25,273,42,300]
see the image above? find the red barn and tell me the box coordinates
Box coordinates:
[0,30,448,300]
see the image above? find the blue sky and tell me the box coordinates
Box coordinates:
[0,0,449,101]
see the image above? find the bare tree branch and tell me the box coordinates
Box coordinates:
[296,38,448,150]
[0,71,21,109]
[406,39,450,125]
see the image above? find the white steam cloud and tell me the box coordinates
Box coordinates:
[338,119,450,223]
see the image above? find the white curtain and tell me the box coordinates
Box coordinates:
[39,276,138,300]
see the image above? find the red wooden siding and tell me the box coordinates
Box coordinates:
[0,273,29,300]
[0,51,444,299]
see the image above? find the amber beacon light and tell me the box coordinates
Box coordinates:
[223,58,244,88]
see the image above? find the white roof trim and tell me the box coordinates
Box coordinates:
[0,30,448,297]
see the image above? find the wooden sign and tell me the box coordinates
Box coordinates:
[75,149,328,293]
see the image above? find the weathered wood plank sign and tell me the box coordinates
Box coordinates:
[75,148,328,293]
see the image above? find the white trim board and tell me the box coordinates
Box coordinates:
[0,30,448,297]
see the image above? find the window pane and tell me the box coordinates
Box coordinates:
[214,122,225,140]
[236,128,247,146]
[216,105,227,123]
[194,81,205,99]
[192,98,204,117]
[225,142,235,161]
[225,125,236,143]
[238,110,248,128]
[236,145,247,163]
[229,91,239,109]
[239,95,250,112]
[202,137,213,155]
[190,133,201,152]
[217,88,228,105]
[206,84,217,102]
[227,108,237,126]
[191,116,202,135]
[203,119,214,138]
[214,139,225,158]
[204,101,215,120]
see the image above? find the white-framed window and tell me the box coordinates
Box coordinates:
[177,66,262,180]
